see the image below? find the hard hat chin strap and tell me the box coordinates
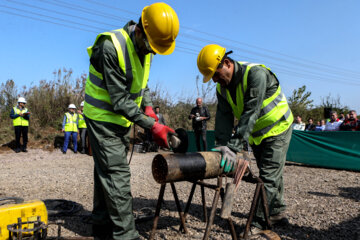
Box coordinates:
[225,50,233,56]
[219,50,234,68]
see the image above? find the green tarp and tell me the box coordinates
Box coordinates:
[187,130,215,152]
[287,130,360,171]
[187,130,360,171]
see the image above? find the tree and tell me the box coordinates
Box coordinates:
[320,93,349,116]
[0,79,18,116]
[195,75,217,104]
[288,85,313,121]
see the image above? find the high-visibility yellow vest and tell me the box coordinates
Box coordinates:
[64,112,78,132]
[78,113,87,128]
[217,62,293,145]
[13,107,29,127]
[83,27,152,127]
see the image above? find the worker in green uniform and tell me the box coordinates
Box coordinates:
[83,2,179,240]
[197,44,293,237]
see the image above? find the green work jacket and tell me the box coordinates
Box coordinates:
[84,21,154,129]
[215,61,293,152]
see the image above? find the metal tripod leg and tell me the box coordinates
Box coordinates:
[170,183,188,234]
[201,183,207,222]
[149,184,166,240]
[243,182,262,239]
[179,182,196,232]
[203,176,222,240]
[261,183,271,229]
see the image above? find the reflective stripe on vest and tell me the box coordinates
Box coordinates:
[64,112,78,132]
[78,113,87,128]
[13,107,29,126]
[217,62,293,145]
[84,28,151,127]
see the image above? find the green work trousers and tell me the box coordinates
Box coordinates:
[86,119,139,240]
[251,127,292,229]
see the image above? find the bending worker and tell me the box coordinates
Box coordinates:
[10,97,30,153]
[61,104,78,154]
[83,3,179,240]
[197,44,293,237]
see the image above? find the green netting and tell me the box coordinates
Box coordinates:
[287,130,360,171]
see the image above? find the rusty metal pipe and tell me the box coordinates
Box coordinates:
[152,152,237,184]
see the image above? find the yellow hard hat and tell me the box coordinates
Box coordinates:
[141,2,179,55]
[197,44,226,83]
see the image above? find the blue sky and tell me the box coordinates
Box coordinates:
[1,0,360,112]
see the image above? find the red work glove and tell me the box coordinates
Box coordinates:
[144,106,158,122]
[151,122,175,148]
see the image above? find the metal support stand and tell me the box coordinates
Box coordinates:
[241,169,271,239]
[150,169,271,240]
[149,183,188,240]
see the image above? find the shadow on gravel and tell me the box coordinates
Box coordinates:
[308,191,337,197]
[338,187,360,202]
[133,196,249,239]
[277,215,360,240]
[308,187,360,202]
[44,199,92,237]
[134,197,208,239]
[1,139,17,151]
[42,197,255,239]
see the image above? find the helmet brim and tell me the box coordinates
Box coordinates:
[203,74,213,83]
[148,39,176,55]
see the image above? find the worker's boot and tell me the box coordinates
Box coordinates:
[239,226,263,238]
[270,212,289,226]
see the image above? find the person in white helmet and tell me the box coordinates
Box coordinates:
[61,104,79,154]
[10,97,30,153]
[77,101,87,154]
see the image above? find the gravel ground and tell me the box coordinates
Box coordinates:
[0,149,359,240]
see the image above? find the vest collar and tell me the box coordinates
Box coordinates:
[129,24,139,53]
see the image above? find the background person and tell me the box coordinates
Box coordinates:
[10,97,30,153]
[325,111,342,131]
[339,113,345,121]
[155,106,166,125]
[345,113,350,121]
[340,110,359,131]
[62,104,78,154]
[83,3,179,239]
[78,101,87,154]
[197,44,293,236]
[291,115,305,130]
[189,97,211,151]
[305,117,316,131]
[314,119,326,131]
